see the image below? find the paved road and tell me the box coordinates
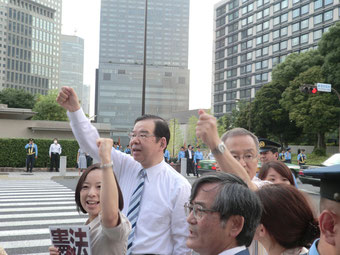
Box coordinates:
[0,177,87,255]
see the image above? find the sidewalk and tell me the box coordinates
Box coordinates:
[0,168,80,180]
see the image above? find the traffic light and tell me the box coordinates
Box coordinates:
[299,85,318,94]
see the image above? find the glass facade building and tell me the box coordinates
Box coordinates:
[213,0,340,117]
[60,34,87,113]
[0,0,61,95]
[97,0,190,132]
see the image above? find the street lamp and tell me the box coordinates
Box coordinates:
[141,0,148,115]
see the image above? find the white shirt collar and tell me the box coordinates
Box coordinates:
[219,246,247,255]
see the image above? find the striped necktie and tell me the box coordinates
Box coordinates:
[127,169,146,255]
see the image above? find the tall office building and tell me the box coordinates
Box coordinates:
[213,0,340,117]
[96,0,190,134]
[60,34,88,113]
[0,0,61,95]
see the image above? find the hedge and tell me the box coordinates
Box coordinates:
[0,138,81,168]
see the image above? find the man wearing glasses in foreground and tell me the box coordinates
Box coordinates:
[57,87,191,254]
[185,172,262,255]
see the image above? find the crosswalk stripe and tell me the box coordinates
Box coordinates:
[0,201,75,206]
[0,239,51,249]
[0,189,74,196]
[0,179,87,254]
[0,197,74,202]
[0,206,76,213]
[0,211,82,219]
[0,217,86,227]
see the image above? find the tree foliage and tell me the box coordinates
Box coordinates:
[32,90,68,121]
[0,88,35,109]
[168,118,184,158]
[281,66,339,149]
[187,115,201,147]
[318,21,340,90]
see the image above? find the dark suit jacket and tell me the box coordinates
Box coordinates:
[235,248,250,255]
[184,150,194,162]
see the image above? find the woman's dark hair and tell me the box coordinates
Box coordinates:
[258,161,295,186]
[75,163,124,214]
[256,184,319,249]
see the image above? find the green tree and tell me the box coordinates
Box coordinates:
[32,90,68,121]
[168,118,184,158]
[281,66,340,149]
[250,81,302,146]
[187,115,201,147]
[0,88,35,109]
[318,21,340,90]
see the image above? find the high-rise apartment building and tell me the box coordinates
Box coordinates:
[60,34,88,113]
[213,0,340,117]
[0,0,61,95]
[96,0,190,134]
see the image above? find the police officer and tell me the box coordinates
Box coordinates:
[297,149,307,168]
[25,138,38,173]
[259,138,281,164]
[194,146,203,177]
[285,147,292,163]
[164,149,170,163]
[304,165,340,255]
[178,146,185,162]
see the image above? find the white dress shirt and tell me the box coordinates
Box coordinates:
[49,143,62,156]
[219,246,247,255]
[67,108,192,255]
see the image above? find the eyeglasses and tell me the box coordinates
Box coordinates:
[232,153,257,163]
[184,202,216,219]
[128,132,156,140]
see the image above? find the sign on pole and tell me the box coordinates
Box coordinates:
[316,83,332,92]
[49,225,92,255]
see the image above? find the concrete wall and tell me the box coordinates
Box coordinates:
[0,119,111,140]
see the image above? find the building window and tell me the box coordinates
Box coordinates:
[226,91,237,100]
[324,10,333,21]
[228,22,239,33]
[228,0,239,11]
[242,3,254,15]
[214,104,223,114]
[215,72,225,81]
[255,72,268,83]
[227,68,237,78]
[313,29,322,40]
[228,34,238,45]
[216,39,225,49]
[214,94,223,102]
[240,52,252,63]
[227,45,238,56]
[240,76,252,86]
[215,83,224,91]
[227,57,238,67]
[240,89,251,98]
[240,64,252,74]
[241,27,253,39]
[241,15,253,27]
[216,5,226,17]
[103,73,111,80]
[227,80,237,89]
[216,49,225,59]
[241,39,253,51]
[216,28,225,38]
[216,61,225,70]
[229,10,239,22]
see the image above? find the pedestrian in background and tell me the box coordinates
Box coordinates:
[178,146,185,162]
[49,138,62,172]
[49,138,131,255]
[77,148,87,175]
[185,145,194,176]
[124,145,131,154]
[279,148,286,161]
[25,138,38,173]
[194,146,203,177]
[164,149,170,163]
[284,147,292,163]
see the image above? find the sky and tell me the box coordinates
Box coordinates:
[61,0,221,113]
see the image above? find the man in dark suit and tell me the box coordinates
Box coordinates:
[185,145,194,176]
[185,172,262,255]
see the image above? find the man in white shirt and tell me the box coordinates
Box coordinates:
[185,172,262,255]
[196,110,270,191]
[57,86,191,255]
[49,138,62,172]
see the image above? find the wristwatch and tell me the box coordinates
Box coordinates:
[212,142,226,155]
